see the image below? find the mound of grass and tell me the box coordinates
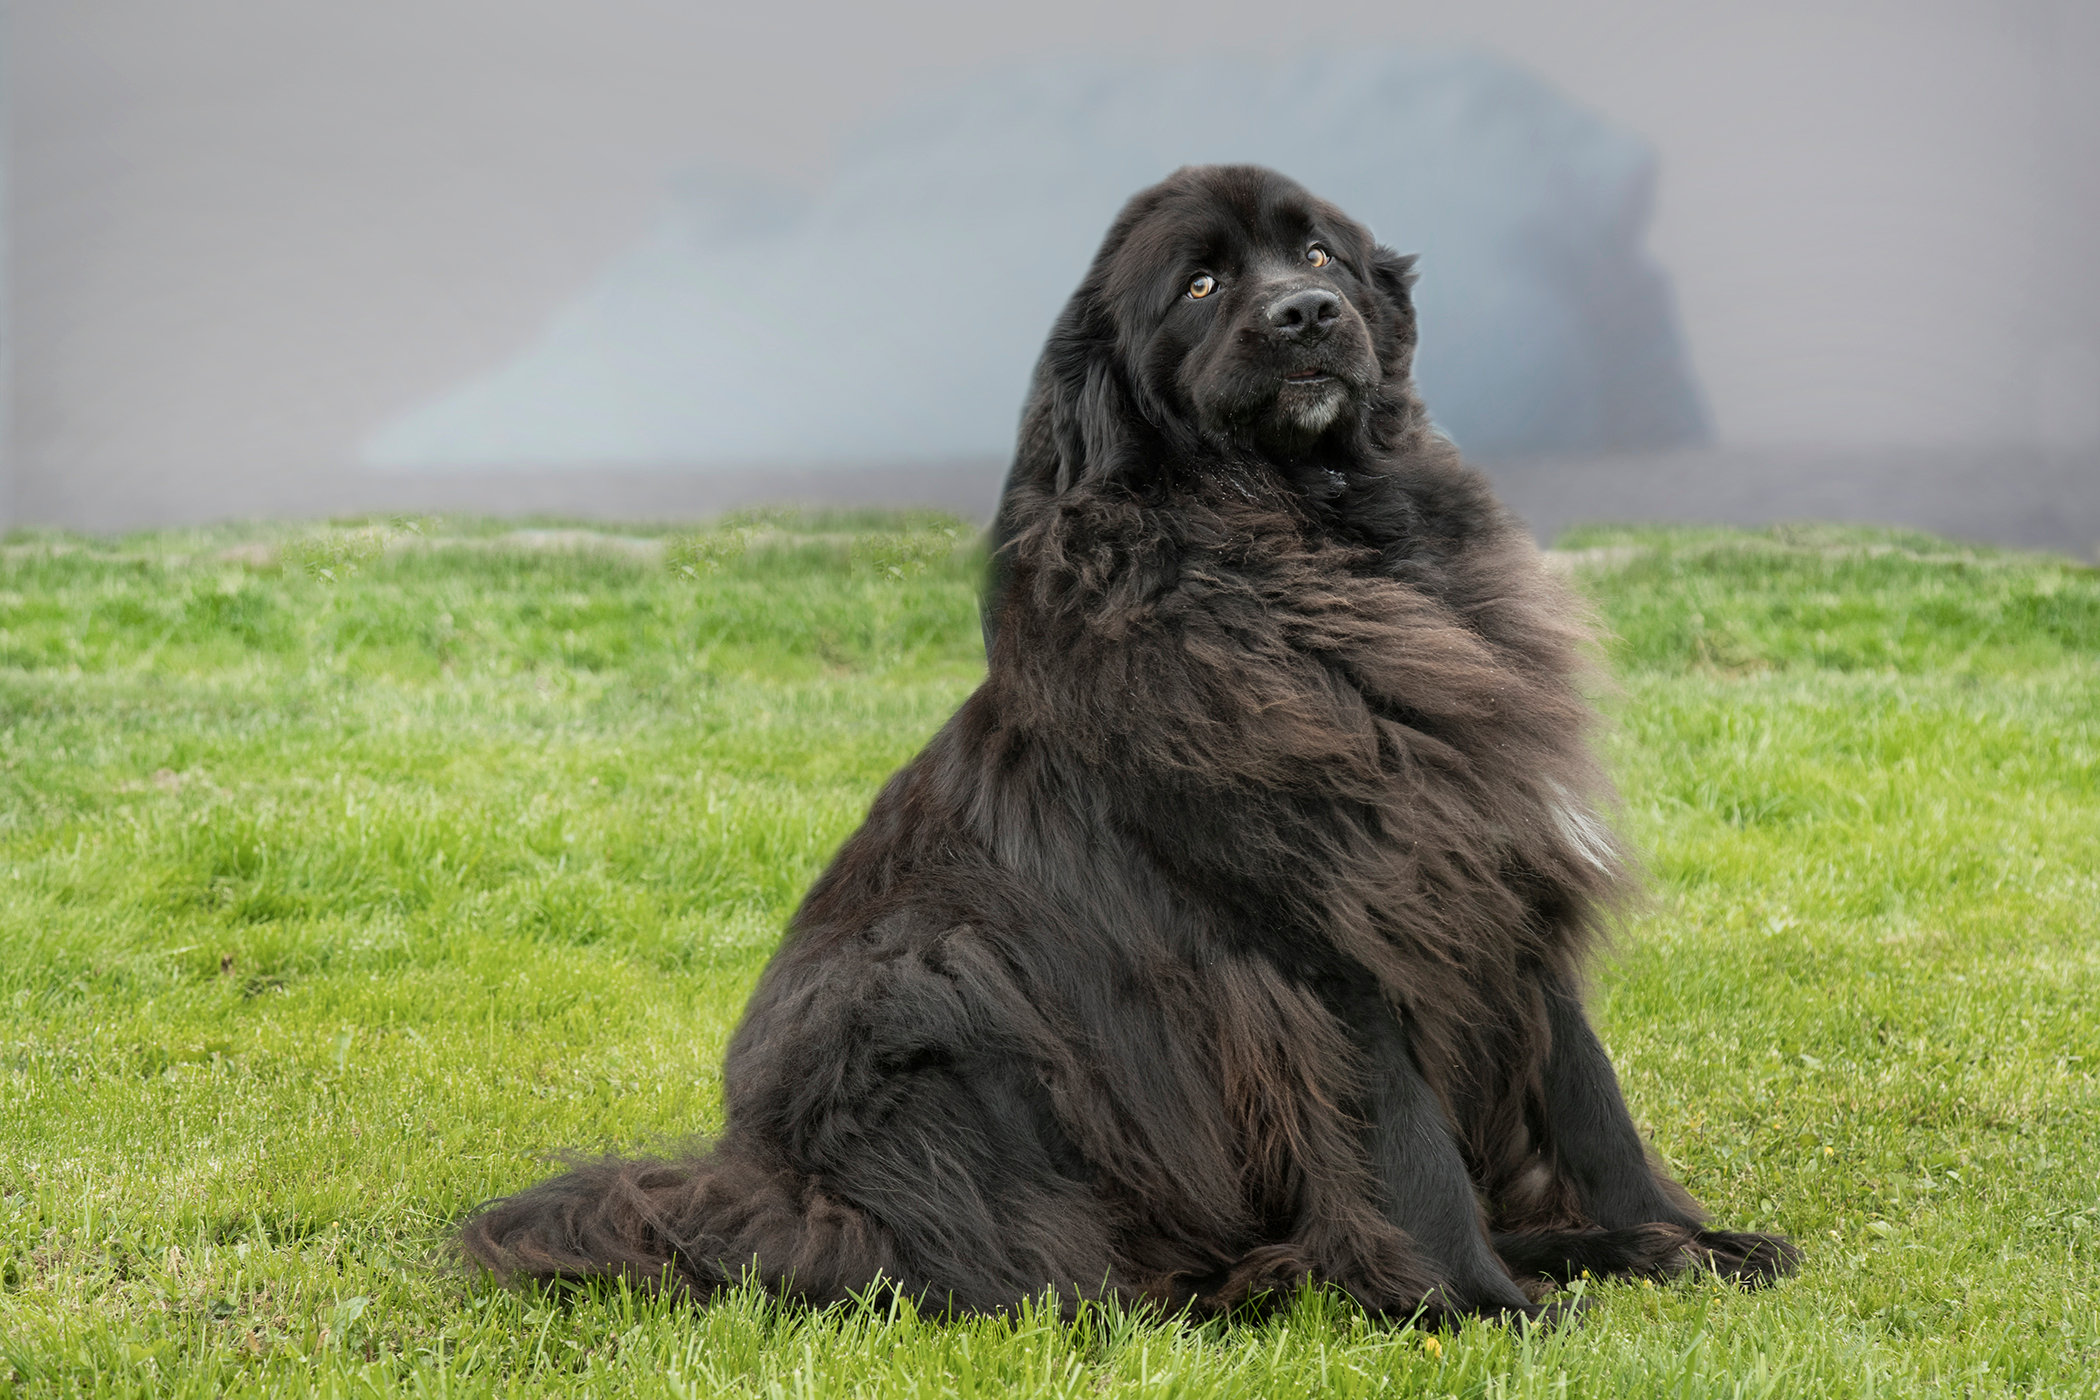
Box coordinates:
[1,515,2095,1397]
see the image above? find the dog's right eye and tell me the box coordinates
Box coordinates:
[1187,274,1217,299]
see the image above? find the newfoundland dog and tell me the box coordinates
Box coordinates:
[462,164,1798,1323]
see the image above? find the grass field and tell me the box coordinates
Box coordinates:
[1,512,2095,1398]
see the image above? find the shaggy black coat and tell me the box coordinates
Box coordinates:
[461,165,1798,1322]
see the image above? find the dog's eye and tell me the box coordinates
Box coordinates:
[1305,245,1332,269]
[1187,274,1217,299]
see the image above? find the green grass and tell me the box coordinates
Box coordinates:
[2,513,2095,1397]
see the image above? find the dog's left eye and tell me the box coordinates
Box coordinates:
[1305,245,1333,268]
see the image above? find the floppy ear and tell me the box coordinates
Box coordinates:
[1049,353,1143,492]
[980,296,1141,650]
[1370,247,1420,358]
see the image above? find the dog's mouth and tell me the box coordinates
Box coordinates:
[1281,368,1330,384]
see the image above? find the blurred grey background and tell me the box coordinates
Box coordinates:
[6,0,2098,550]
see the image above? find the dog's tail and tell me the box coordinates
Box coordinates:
[459,1143,900,1303]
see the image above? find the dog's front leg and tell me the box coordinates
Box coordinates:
[1347,990,1546,1319]
[1519,978,1799,1285]
[1536,979,1703,1229]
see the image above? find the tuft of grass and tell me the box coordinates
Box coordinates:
[2,515,2096,1396]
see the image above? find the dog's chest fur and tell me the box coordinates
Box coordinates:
[990,473,1618,1011]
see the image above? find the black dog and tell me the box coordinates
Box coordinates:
[462,164,1797,1322]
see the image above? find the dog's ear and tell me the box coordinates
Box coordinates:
[1030,277,1142,494]
[981,293,1140,650]
[1370,247,1420,357]
[1050,354,1143,492]
[996,288,1140,499]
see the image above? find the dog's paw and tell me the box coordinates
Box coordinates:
[1676,1229,1801,1286]
[1412,1290,1590,1332]
[1492,1222,1693,1283]
[1509,1295,1589,1329]
[1188,1244,1318,1315]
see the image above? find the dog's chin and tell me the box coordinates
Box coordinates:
[1245,377,1362,455]
[1273,377,1350,432]
[1193,361,1372,457]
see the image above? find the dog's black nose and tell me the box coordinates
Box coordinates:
[1266,287,1341,340]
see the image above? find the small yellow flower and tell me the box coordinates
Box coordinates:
[1422,1335,1444,1359]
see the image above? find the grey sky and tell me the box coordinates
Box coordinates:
[11,0,2098,520]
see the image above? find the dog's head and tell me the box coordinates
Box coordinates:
[1035,164,1422,486]
[984,166,1429,647]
